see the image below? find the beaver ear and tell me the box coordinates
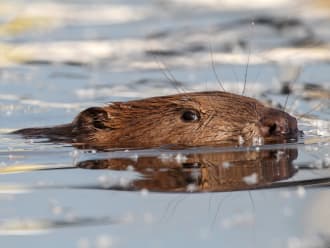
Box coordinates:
[76,107,112,130]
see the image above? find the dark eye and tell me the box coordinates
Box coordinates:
[181,109,200,122]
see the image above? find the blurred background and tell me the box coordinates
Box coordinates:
[0,0,329,126]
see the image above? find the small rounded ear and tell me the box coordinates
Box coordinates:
[76,107,111,130]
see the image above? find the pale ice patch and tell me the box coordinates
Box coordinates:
[98,174,114,188]
[0,93,90,110]
[0,218,51,235]
[310,160,324,169]
[221,212,255,229]
[69,149,80,165]
[0,184,31,194]
[140,188,149,197]
[95,235,114,248]
[75,86,179,100]
[311,119,330,136]
[296,186,306,199]
[138,47,330,72]
[287,236,328,248]
[128,154,139,162]
[119,176,131,188]
[143,212,154,224]
[77,237,90,248]
[5,2,150,25]
[4,40,330,69]
[75,81,267,101]
[263,47,330,64]
[172,0,292,10]
[2,40,160,66]
[324,156,330,167]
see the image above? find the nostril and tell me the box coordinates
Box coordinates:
[269,123,277,135]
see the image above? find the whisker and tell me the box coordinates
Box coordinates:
[202,80,213,111]
[247,61,265,96]
[160,195,184,223]
[209,42,226,91]
[283,93,290,111]
[208,193,215,217]
[283,93,301,114]
[282,66,301,112]
[154,55,185,93]
[241,20,256,96]
[248,191,257,246]
[210,193,231,230]
[297,102,324,120]
[242,46,251,96]
[169,195,188,219]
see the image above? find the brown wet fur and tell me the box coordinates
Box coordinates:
[12,91,300,149]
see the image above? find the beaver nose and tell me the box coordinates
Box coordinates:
[259,109,298,138]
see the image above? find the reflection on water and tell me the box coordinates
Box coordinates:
[1,144,329,194]
[77,148,299,192]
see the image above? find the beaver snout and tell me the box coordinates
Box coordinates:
[259,109,299,139]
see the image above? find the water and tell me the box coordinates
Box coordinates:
[0,0,330,247]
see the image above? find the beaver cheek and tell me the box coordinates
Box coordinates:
[242,123,263,140]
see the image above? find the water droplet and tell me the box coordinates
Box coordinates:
[243,173,258,185]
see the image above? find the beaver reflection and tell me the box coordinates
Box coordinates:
[77,149,298,192]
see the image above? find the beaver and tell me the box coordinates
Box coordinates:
[12,91,300,149]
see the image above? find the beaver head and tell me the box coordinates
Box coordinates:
[65,91,299,149]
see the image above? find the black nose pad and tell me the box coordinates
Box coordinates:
[263,121,288,136]
[260,109,299,138]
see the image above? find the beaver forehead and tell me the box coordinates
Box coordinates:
[112,91,262,114]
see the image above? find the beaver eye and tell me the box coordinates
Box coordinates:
[181,109,200,122]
